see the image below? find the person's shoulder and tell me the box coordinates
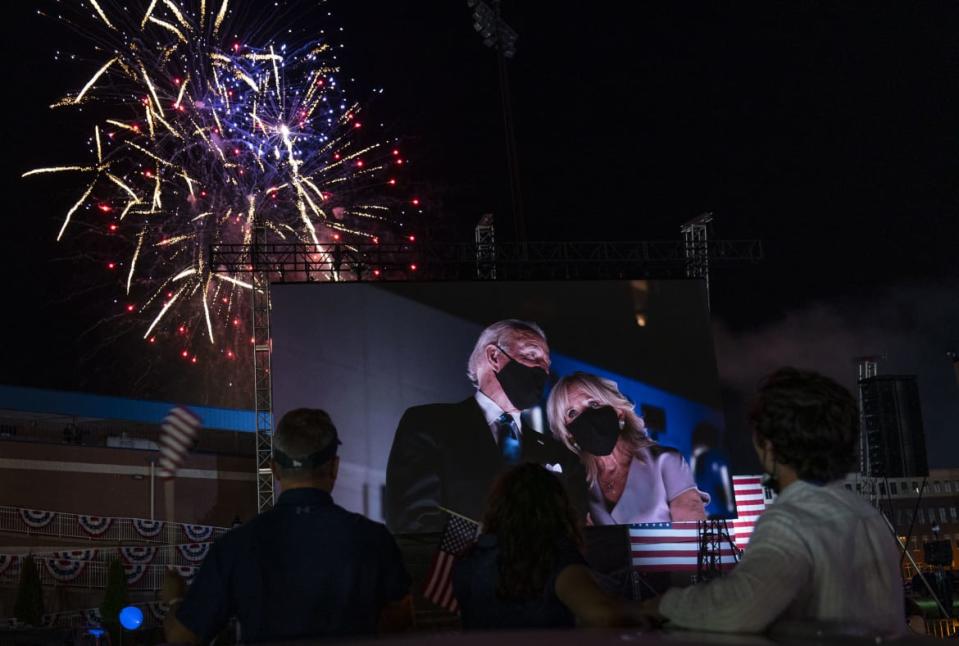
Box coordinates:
[648,444,682,459]
[207,515,261,555]
[401,398,477,423]
[754,483,827,526]
[822,482,887,518]
[335,505,400,543]
[647,444,688,471]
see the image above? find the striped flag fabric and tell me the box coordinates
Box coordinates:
[158,407,202,479]
[730,475,771,549]
[630,521,739,572]
[422,511,481,613]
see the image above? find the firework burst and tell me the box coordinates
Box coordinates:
[25,0,413,365]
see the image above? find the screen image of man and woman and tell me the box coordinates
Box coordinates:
[270,280,736,533]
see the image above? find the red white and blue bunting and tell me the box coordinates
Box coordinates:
[51,549,97,562]
[77,515,112,537]
[0,554,19,577]
[5,506,229,544]
[19,509,55,529]
[172,565,198,584]
[132,518,164,539]
[123,563,148,585]
[44,559,87,582]
[120,546,157,565]
[176,543,211,563]
[146,601,169,622]
[182,524,213,542]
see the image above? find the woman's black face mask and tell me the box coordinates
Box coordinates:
[567,405,621,456]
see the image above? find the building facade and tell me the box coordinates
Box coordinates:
[843,469,959,574]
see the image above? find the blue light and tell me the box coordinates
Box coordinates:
[87,627,106,638]
[119,605,144,630]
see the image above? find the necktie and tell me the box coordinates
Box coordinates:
[496,413,521,465]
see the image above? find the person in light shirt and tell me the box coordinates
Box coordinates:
[644,367,906,638]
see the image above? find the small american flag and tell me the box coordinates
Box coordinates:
[158,407,202,479]
[422,510,481,613]
[730,475,771,549]
[630,521,739,572]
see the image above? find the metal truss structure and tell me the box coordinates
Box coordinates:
[475,214,497,280]
[697,519,739,582]
[251,226,276,513]
[211,239,762,281]
[681,212,714,308]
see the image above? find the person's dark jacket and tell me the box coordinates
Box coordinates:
[385,397,586,533]
[176,488,410,642]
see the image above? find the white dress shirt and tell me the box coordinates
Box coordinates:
[474,391,521,446]
[660,480,906,637]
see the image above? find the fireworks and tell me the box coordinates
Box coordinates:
[25,0,411,362]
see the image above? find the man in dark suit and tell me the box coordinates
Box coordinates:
[385,319,586,533]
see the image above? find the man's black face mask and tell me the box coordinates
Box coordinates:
[493,346,548,411]
[567,405,620,456]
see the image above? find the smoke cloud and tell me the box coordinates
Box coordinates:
[714,280,959,470]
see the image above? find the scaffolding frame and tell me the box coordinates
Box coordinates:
[251,225,275,512]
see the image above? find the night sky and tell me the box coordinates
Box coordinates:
[2,2,957,466]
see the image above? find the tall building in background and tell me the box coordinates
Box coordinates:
[860,375,929,479]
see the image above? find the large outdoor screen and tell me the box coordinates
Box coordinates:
[272,280,735,532]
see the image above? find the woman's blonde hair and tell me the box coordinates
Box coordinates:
[547,372,654,484]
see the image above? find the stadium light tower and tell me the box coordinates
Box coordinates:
[469,0,518,58]
[467,0,525,242]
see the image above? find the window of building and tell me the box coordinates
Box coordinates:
[890,482,898,495]
[934,481,942,493]
[845,483,853,491]
[941,508,948,522]
[879,482,886,496]
[912,481,920,492]
[916,509,925,524]
[951,507,957,521]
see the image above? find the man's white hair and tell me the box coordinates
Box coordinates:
[466,319,547,388]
